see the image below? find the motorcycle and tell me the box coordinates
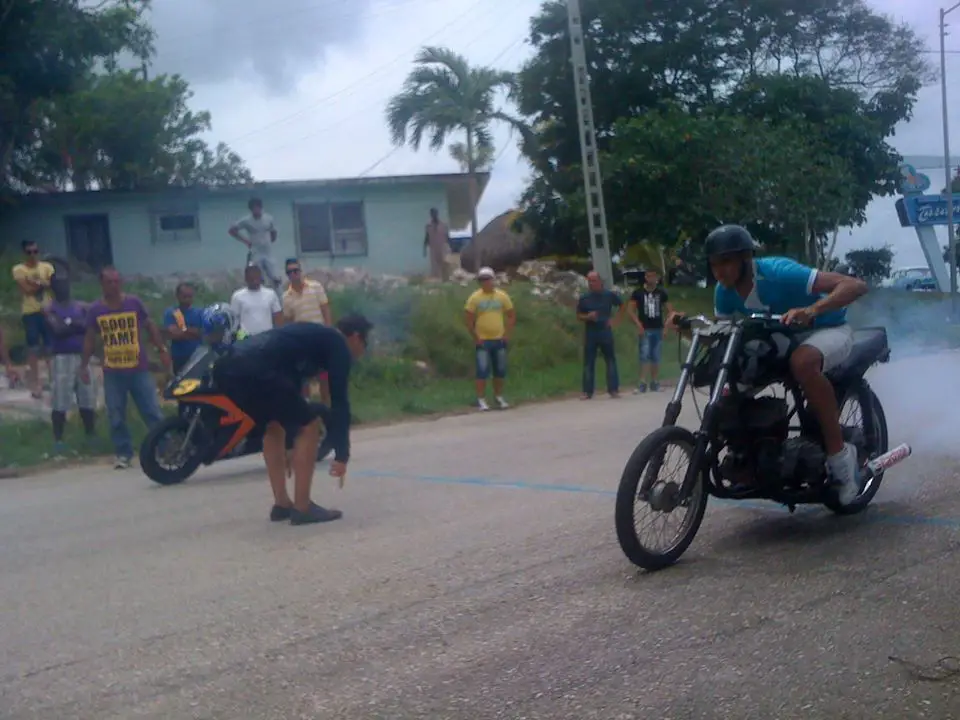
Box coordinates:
[614,313,912,571]
[139,345,334,486]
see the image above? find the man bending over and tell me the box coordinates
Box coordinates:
[212,315,372,525]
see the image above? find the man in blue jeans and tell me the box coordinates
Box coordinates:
[80,267,171,469]
[628,268,674,392]
[576,271,623,399]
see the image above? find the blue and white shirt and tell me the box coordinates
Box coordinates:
[714,257,846,328]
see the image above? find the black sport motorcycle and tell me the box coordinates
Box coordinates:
[614,313,912,571]
[139,345,334,486]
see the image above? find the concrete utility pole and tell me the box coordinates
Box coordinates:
[566,0,614,287]
[940,3,960,315]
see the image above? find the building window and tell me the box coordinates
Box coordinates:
[295,201,368,256]
[150,203,200,243]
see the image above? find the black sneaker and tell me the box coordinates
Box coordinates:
[290,504,343,525]
[270,504,293,522]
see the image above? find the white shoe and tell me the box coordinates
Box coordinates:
[477,398,490,411]
[495,396,509,409]
[827,443,860,505]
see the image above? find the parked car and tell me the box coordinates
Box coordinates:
[881,267,933,290]
[906,277,937,292]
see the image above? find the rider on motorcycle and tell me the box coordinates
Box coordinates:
[680,224,869,505]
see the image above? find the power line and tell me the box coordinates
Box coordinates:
[357,146,402,176]
[222,0,493,146]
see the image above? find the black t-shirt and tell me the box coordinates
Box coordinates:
[225,322,353,461]
[631,287,669,329]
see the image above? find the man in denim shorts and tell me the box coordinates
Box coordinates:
[12,240,54,398]
[628,268,673,392]
[464,267,515,411]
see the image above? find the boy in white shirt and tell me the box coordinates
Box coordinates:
[229,197,282,288]
[230,265,282,336]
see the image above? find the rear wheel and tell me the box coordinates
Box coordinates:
[139,416,204,486]
[614,425,709,571]
[824,380,889,515]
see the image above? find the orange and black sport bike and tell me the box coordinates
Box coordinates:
[139,347,332,486]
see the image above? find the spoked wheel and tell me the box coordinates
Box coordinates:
[824,380,889,515]
[615,425,709,571]
[139,416,203,486]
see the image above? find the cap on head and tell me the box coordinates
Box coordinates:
[704,224,758,258]
[477,266,495,280]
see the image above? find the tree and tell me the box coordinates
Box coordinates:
[724,75,902,229]
[0,0,153,193]
[449,140,495,173]
[28,71,252,191]
[943,241,960,270]
[386,46,528,237]
[845,246,893,284]
[600,101,856,259]
[514,0,933,255]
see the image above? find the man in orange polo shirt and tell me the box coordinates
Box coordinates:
[282,257,333,403]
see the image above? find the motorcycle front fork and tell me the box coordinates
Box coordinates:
[179,410,201,454]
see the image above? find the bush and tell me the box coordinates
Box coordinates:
[538,255,594,276]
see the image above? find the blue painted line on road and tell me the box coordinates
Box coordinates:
[355,469,960,529]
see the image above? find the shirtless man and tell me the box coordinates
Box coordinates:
[424,208,451,281]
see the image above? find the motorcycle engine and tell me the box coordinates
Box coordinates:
[717,396,789,485]
[780,437,826,487]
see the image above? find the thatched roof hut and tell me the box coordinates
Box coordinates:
[459,209,536,272]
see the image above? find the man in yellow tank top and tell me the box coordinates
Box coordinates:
[464,267,516,411]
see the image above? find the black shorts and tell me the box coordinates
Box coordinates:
[213,361,317,430]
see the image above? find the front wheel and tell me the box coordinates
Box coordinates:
[615,425,709,571]
[139,415,204,486]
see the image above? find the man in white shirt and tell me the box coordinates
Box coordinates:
[230,265,283,336]
[229,197,282,288]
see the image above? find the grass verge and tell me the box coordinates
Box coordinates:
[0,279,714,470]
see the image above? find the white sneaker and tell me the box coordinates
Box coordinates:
[114,456,131,470]
[495,396,509,409]
[477,398,490,411]
[827,443,860,505]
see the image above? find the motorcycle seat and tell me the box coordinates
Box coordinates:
[826,327,888,379]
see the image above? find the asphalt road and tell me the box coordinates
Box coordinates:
[3,353,960,719]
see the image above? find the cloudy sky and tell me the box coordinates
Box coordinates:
[146,0,957,267]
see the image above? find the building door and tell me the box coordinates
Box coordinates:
[63,214,113,273]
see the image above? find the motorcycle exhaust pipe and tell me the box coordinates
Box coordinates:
[863,443,912,479]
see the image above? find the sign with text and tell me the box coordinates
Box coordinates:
[895,194,960,227]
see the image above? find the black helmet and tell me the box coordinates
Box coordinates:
[704,225,758,257]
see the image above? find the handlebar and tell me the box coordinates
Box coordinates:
[674,313,789,332]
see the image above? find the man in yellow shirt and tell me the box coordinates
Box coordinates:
[464,266,516,410]
[12,240,54,398]
[282,258,333,404]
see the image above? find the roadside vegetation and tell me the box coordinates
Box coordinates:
[0,261,715,469]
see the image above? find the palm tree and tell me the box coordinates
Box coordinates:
[448,140,495,173]
[386,45,527,239]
